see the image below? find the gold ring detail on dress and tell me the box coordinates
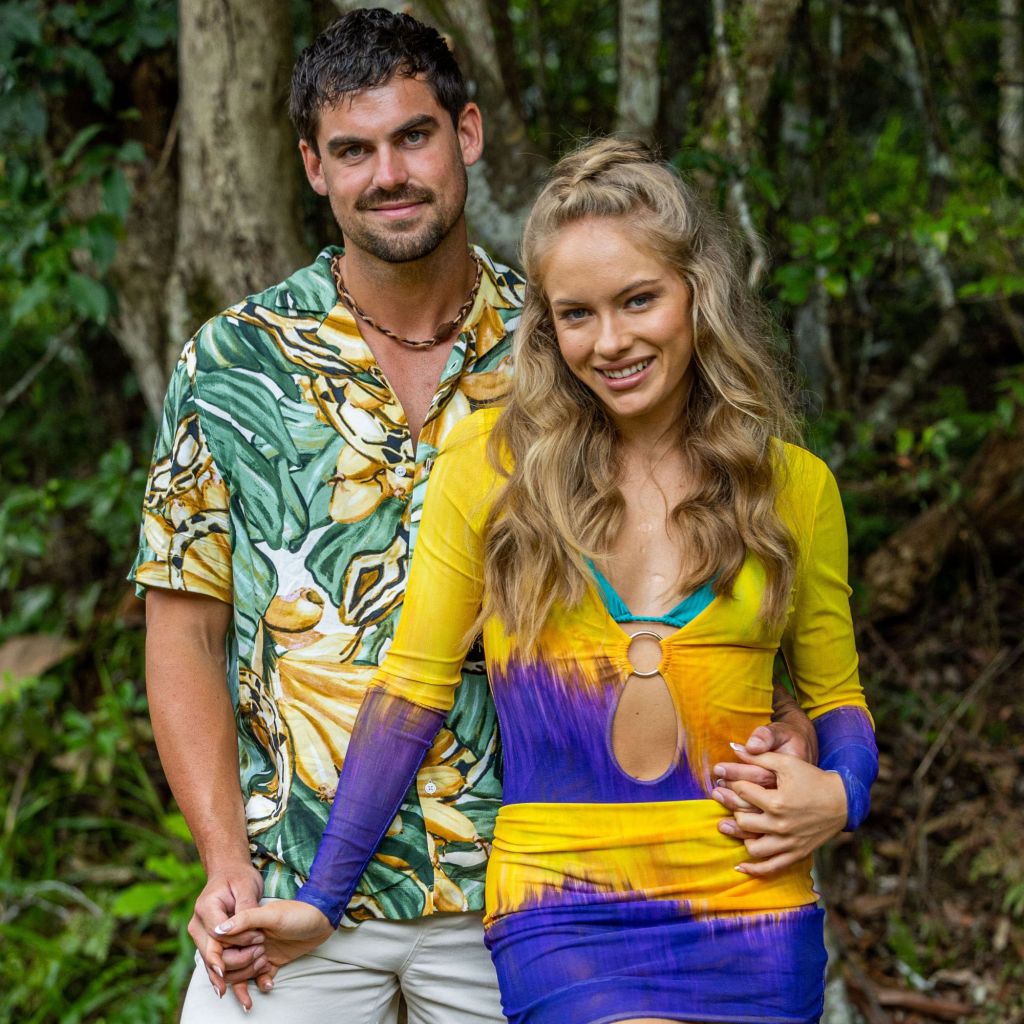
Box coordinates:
[626,630,664,678]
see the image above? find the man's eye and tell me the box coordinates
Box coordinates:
[342,145,364,159]
[405,130,427,144]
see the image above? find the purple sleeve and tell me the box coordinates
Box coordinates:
[814,706,878,831]
[296,687,445,927]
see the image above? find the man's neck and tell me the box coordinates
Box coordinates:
[339,224,478,343]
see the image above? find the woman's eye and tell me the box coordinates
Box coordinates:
[626,293,654,309]
[560,308,589,322]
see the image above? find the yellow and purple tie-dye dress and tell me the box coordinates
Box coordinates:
[307,406,873,1024]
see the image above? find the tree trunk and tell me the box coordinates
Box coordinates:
[423,0,541,261]
[999,0,1024,179]
[167,0,308,349]
[739,0,802,124]
[109,0,308,418]
[616,0,661,140]
[709,0,769,287]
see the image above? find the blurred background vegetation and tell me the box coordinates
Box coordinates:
[0,0,1021,1021]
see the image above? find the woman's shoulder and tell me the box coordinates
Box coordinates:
[430,406,507,524]
[775,440,832,488]
[774,440,840,528]
[439,405,504,454]
[436,403,507,479]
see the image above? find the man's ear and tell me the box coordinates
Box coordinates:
[457,102,484,169]
[299,139,328,196]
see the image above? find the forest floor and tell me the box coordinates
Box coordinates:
[826,559,1024,1023]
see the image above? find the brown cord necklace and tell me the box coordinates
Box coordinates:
[330,251,483,349]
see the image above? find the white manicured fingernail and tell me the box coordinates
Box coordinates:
[213,965,223,978]
[729,742,746,753]
[213,921,231,934]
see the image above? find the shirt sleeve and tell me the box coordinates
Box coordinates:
[370,412,495,711]
[128,347,233,604]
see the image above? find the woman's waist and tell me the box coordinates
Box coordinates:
[486,799,817,918]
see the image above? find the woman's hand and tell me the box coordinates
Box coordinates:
[711,746,847,877]
[212,900,334,989]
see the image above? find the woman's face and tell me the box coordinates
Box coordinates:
[541,215,694,438]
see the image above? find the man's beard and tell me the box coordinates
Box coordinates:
[338,172,467,264]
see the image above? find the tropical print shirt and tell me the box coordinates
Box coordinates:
[130,246,524,924]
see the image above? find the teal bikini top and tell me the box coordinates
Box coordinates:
[586,560,716,629]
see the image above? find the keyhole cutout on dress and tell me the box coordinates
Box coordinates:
[610,630,681,781]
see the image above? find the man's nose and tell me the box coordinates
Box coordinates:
[372,147,409,191]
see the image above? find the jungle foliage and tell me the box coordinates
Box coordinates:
[0,0,1022,1021]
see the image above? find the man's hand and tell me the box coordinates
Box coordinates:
[213,899,334,979]
[145,591,270,1008]
[189,863,270,1009]
[711,747,847,875]
[711,684,818,789]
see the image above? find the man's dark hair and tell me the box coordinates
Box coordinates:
[289,8,469,153]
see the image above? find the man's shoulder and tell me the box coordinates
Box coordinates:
[241,247,342,315]
[180,247,342,374]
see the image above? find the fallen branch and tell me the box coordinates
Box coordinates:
[875,987,973,1019]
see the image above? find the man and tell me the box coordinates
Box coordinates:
[132,9,816,1021]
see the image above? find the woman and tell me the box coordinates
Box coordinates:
[218,138,877,1024]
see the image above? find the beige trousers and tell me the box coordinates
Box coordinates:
[179,911,505,1024]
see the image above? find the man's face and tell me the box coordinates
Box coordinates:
[299,75,483,264]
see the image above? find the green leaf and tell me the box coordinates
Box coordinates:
[62,46,113,107]
[773,263,812,306]
[162,813,193,842]
[111,882,174,917]
[67,273,109,322]
[118,140,146,163]
[0,3,42,49]
[144,853,199,882]
[822,274,848,299]
[10,279,51,325]
[59,125,104,168]
[85,217,119,273]
[102,168,132,220]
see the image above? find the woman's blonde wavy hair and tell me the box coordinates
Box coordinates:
[481,137,800,650]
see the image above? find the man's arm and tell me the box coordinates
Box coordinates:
[145,589,269,1006]
[713,680,819,789]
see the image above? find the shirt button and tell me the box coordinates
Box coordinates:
[395,465,407,478]
[424,780,438,795]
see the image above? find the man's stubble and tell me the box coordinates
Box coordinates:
[333,162,469,264]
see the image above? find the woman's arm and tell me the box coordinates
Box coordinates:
[711,455,878,872]
[213,417,494,957]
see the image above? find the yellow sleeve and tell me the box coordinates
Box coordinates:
[372,410,501,711]
[780,452,871,722]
